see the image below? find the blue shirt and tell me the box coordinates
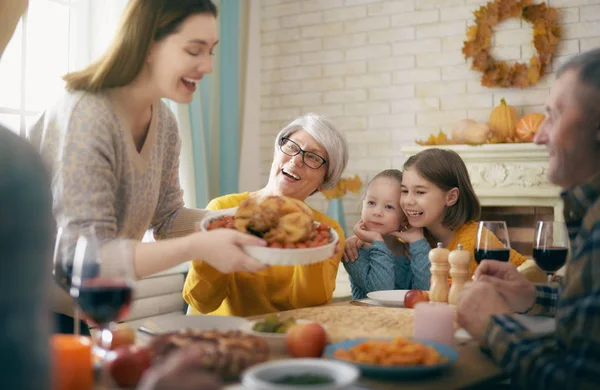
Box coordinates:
[343,238,432,300]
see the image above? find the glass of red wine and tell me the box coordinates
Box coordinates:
[69,226,134,353]
[475,221,511,264]
[533,220,569,284]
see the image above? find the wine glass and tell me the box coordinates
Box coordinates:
[53,227,83,335]
[474,221,511,264]
[69,226,134,353]
[533,220,569,284]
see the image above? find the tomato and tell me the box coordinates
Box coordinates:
[404,290,430,309]
[106,345,152,388]
[286,323,327,358]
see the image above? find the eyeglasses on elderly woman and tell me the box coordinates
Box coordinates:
[279,137,328,169]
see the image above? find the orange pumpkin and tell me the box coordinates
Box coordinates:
[488,98,518,143]
[515,113,545,142]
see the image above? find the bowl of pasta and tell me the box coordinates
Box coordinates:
[324,337,458,378]
[198,196,339,266]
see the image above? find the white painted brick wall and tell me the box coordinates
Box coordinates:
[260,0,600,297]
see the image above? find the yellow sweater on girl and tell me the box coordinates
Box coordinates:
[182,192,345,317]
[448,221,526,277]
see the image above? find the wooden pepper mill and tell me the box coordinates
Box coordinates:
[448,244,471,305]
[429,242,450,303]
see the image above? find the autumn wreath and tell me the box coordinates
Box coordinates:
[462,0,560,88]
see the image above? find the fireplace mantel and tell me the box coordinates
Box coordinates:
[400,143,564,219]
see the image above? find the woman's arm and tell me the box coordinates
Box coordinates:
[181,196,242,314]
[150,108,207,239]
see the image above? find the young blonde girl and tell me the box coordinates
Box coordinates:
[345,149,527,278]
[342,169,432,300]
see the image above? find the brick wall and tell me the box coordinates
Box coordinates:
[259,0,600,233]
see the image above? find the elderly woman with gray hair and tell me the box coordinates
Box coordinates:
[183,113,349,317]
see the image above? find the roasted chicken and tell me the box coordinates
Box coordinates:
[234,195,317,244]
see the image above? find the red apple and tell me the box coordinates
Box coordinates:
[107,345,152,388]
[404,289,429,309]
[286,323,327,358]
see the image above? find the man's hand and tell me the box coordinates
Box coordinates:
[474,260,537,313]
[457,281,510,342]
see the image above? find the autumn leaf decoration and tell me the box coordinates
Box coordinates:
[415,131,452,146]
[321,175,363,200]
[462,0,561,88]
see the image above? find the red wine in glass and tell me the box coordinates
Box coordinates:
[532,247,568,273]
[77,280,133,327]
[533,221,569,283]
[474,248,510,264]
[475,221,511,265]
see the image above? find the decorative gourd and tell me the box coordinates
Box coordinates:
[515,113,545,142]
[451,119,477,143]
[463,122,490,145]
[488,98,518,143]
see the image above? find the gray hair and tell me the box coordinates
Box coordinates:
[273,113,349,190]
[557,48,600,113]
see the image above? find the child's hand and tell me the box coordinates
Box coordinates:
[391,225,425,243]
[353,220,384,243]
[342,235,368,263]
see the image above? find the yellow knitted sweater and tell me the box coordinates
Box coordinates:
[448,221,527,277]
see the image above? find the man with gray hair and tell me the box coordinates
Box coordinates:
[457,49,600,388]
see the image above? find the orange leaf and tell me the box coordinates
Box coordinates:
[527,56,541,85]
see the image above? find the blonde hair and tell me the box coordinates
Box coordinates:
[63,0,217,92]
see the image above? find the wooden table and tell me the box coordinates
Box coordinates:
[242,301,505,390]
[106,301,505,389]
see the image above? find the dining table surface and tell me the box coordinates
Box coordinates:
[238,300,506,390]
[105,299,507,390]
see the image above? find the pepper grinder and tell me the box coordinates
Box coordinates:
[429,242,450,303]
[448,244,471,305]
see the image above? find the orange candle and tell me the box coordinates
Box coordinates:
[51,334,94,390]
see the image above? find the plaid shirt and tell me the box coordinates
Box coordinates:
[481,172,600,390]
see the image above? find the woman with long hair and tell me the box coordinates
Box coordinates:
[28,0,266,334]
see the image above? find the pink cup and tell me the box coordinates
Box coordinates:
[413,302,455,347]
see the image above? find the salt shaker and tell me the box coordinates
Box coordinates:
[429,242,450,303]
[448,244,471,305]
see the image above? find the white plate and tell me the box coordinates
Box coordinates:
[366,290,409,307]
[238,319,317,354]
[242,358,359,390]
[141,314,250,334]
[199,208,339,266]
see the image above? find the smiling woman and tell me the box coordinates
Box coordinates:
[183,113,350,317]
[26,0,270,335]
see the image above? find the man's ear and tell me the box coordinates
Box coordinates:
[445,187,459,207]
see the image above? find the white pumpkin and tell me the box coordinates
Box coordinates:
[451,119,477,144]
